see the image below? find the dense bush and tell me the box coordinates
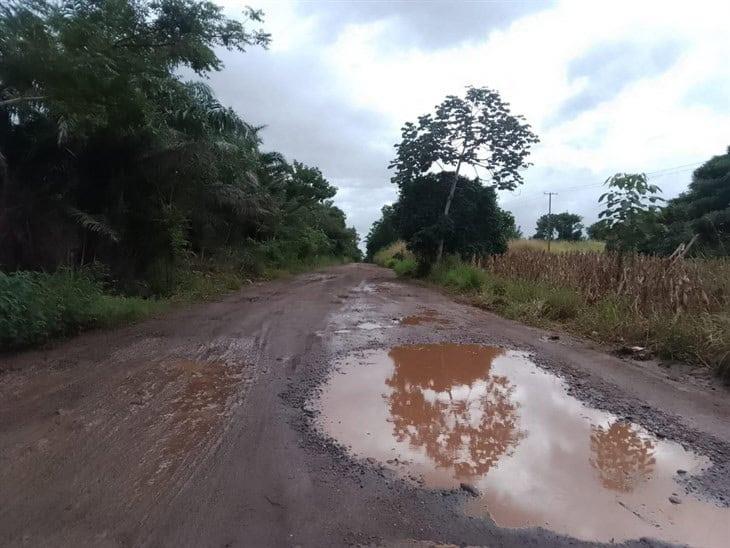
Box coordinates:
[0,1,360,291]
[639,147,730,257]
[0,270,159,350]
[395,173,508,268]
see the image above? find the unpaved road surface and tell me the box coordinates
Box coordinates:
[1,263,729,547]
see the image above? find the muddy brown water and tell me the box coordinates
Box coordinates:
[316,343,730,547]
[400,308,451,327]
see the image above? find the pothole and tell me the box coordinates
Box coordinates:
[400,309,450,327]
[315,343,729,546]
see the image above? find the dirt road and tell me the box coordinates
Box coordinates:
[1,263,729,547]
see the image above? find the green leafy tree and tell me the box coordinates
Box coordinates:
[587,219,611,241]
[395,173,508,266]
[0,0,270,131]
[0,1,361,291]
[533,212,584,241]
[389,86,539,263]
[598,173,663,253]
[498,210,523,240]
[640,147,730,257]
[365,205,399,261]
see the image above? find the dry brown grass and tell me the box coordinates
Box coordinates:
[509,239,605,253]
[481,249,729,316]
[375,242,730,378]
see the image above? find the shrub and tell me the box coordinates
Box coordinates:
[393,258,418,277]
[0,270,160,350]
[540,289,584,321]
[373,241,413,267]
[431,261,488,291]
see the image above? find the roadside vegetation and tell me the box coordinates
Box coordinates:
[508,239,605,253]
[374,241,730,382]
[370,90,730,382]
[0,1,360,350]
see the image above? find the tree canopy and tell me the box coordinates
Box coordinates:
[0,1,360,292]
[586,220,611,241]
[389,87,539,191]
[365,205,399,261]
[597,173,663,253]
[389,86,538,263]
[394,172,509,265]
[533,212,584,241]
[639,147,730,257]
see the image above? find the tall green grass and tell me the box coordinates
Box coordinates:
[0,270,162,350]
[430,259,488,291]
[1,250,353,352]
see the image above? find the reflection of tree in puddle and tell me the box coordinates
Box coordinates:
[385,344,523,479]
[589,421,656,492]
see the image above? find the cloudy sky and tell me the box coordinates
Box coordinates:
[208,0,730,243]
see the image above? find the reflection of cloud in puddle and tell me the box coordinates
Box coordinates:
[316,344,728,547]
[357,322,392,330]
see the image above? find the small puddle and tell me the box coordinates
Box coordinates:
[357,322,392,330]
[316,344,729,546]
[400,309,450,327]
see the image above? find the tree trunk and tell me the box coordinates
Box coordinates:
[436,159,463,264]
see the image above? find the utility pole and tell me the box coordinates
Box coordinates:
[544,192,558,252]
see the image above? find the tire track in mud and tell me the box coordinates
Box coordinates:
[1,264,728,547]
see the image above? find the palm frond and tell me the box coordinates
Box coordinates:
[67,207,120,243]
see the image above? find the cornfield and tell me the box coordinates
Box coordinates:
[481,250,730,316]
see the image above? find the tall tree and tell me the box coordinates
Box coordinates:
[389,86,539,263]
[395,173,509,265]
[641,147,730,257]
[365,205,399,261]
[598,173,663,253]
[533,212,584,241]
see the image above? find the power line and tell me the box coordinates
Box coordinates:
[501,160,703,206]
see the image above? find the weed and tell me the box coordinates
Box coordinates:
[393,258,418,277]
[0,270,162,350]
[431,261,487,291]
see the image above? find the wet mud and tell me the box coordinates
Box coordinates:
[400,308,451,327]
[2,264,729,547]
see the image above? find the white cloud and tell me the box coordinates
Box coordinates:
[212,0,730,242]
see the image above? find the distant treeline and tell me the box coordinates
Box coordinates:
[368,147,730,261]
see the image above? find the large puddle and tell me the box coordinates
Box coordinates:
[316,344,729,546]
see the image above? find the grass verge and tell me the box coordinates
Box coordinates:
[375,245,730,383]
[1,253,351,352]
[0,270,163,350]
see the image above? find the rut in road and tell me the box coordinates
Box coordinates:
[1,264,728,547]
